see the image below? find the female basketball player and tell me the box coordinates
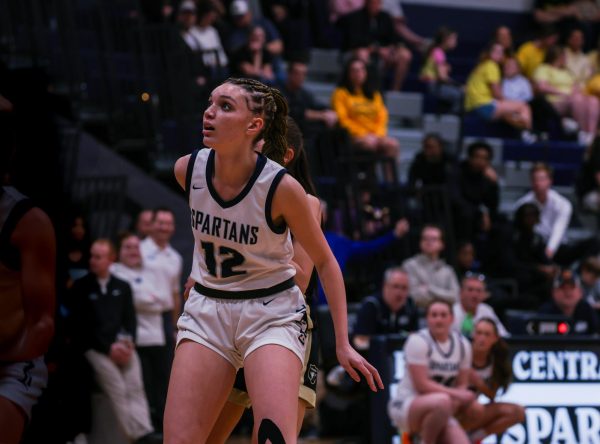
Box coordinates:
[388,299,474,444]
[460,318,525,442]
[165,78,382,444]
[206,117,322,442]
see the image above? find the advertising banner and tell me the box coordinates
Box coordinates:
[369,336,600,444]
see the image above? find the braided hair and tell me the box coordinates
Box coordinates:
[225,77,289,165]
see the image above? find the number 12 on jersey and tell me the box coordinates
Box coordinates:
[200,241,247,278]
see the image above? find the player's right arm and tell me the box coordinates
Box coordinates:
[174,154,192,190]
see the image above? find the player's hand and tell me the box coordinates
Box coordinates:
[452,388,476,405]
[336,342,384,392]
[183,276,194,302]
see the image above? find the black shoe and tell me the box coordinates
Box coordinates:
[135,432,163,444]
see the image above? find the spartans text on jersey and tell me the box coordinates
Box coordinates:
[191,208,259,245]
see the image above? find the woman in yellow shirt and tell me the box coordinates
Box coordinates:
[465,42,532,131]
[533,46,599,146]
[332,57,399,159]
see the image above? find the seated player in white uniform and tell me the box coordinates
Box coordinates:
[165,78,382,444]
[388,298,475,444]
[459,318,525,442]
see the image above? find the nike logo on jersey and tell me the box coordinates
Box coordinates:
[192,184,205,190]
[263,298,275,306]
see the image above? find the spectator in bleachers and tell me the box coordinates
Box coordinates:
[419,27,463,114]
[532,45,599,146]
[515,163,570,261]
[111,233,169,432]
[539,267,599,335]
[512,202,557,308]
[408,133,456,192]
[177,1,229,84]
[454,241,479,280]
[588,36,600,74]
[576,135,600,211]
[68,239,160,444]
[280,60,338,134]
[381,0,428,52]
[516,26,559,78]
[493,25,514,54]
[532,0,580,41]
[230,25,275,84]
[227,0,283,56]
[579,256,600,310]
[135,209,154,239]
[336,0,411,91]
[502,57,533,103]
[515,163,599,266]
[140,208,182,355]
[402,224,460,308]
[452,273,508,338]
[565,28,593,86]
[465,42,534,137]
[452,141,499,241]
[319,199,410,304]
[328,0,363,23]
[226,0,284,81]
[503,56,564,138]
[352,267,418,350]
[64,211,91,287]
[332,57,400,159]
[261,0,311,62]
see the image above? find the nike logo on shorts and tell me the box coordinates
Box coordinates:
[263,298,275,306]
[192,184,205,190]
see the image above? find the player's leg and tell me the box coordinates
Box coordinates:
[407,393,453,444]
[163,341,236,444]
[206,400,246,444]
[244,344,302,444]
[0,396,25,444]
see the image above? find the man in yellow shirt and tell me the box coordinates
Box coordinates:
[516,26,559,78]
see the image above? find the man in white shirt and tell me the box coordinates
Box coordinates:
[140,208,182,352]
[402,225,460,308]
[453,273,508,338]
[514,162,599,266]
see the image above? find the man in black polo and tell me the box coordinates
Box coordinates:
[352,266,419,350]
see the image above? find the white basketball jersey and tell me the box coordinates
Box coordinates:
[394,328,471,399]
[186,148,296,297]
[474,361,493,390]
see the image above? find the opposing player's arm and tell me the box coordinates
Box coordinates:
[290,194,321,293]
[0,208,56,361]
[174,154,192,190]
[272,175,383,392]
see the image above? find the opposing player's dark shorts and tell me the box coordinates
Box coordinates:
[229,327,319,409]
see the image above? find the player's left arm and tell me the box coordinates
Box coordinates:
[272,175,383,392]
[290,194,321,293]
[1,208,56,361]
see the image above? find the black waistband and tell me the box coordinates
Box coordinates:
[194,277,296,300]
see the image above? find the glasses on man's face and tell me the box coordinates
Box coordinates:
[464,271,486,282]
